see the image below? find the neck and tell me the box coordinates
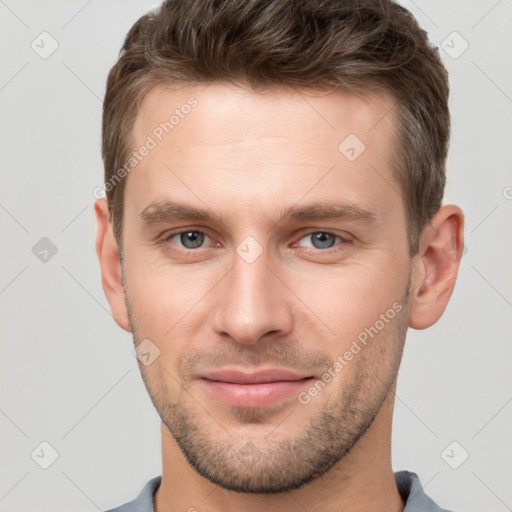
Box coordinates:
[154,386,404,512]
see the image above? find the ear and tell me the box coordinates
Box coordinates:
[94,198,132,332]
[408,204,465,330]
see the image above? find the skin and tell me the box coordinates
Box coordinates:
[95,82,464,512]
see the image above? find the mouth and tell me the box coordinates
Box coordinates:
[198,368,315,408]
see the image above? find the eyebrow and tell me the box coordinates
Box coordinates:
[139,200,378,227]
[280,202,377,224]
[140,201,219,225]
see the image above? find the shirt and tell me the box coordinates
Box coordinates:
[104,471,454,511]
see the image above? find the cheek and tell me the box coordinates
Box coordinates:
[123,254,207,337]
[291,259,407,345]
[139,356,183,410]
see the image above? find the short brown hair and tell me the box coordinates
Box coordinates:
[102,0,449,257]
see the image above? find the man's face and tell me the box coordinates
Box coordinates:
[121,83,412,492]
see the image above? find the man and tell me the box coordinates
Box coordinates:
[95,0,464,510]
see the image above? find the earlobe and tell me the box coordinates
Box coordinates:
[408,204,464,330]
[94,198,132,332]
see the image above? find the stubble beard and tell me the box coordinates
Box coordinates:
[129,284,410,494]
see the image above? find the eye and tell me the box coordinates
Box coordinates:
[296,232,348,250]
[165,230,212,249]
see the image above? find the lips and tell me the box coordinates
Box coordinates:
[198,368,314,408]
[200,368,311,384]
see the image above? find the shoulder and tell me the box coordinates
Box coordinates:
[396,471,455,512]
[104,476,162,512]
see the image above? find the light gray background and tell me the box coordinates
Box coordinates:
[1,1,511,511]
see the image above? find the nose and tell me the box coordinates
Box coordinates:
[212,247,293,345]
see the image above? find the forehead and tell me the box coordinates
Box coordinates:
[133,82,396,149]
[126,82,400,221]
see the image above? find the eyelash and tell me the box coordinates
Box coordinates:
[161,229,351,253]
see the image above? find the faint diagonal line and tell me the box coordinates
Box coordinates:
[0,61,29,92]
[369,365,439,438]
[0,266,28,295]
[470,204,499,233]
[284,490,311,512]
[0,407,29,438]
[61,0,93,29]
[471,265,512,308]
[408,472,439,502]
[368,104,393,132]
[472,471,512,511]
[472,61,512,104]
[61,471,102,511]
[266,266,336,336]
[335,81,375,111]
[368,93,401,132]
[292,88,336,131]
[164,267,234,336]
[61,265,113,317]
[61,369,131,439]
[61,61,102,101]
[410,264,438,295]
[472,396,512,439]
[369,163,403,201]
[162,366,233,437]
[264,402,298,439]
[60,204,88,233]
[164,164,229,229]
[199,484,219,503]
[471,0,502,29]
[0,202,29,233]
[0,0,29,28]
[394,391,439,438]
[0,472,29,502]
[408,0,439,28]
[265,163,337,236]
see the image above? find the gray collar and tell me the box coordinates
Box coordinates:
[105,470,453,512]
